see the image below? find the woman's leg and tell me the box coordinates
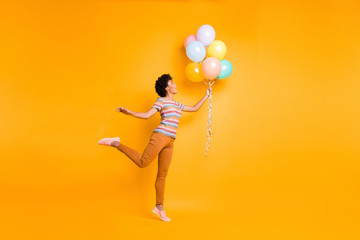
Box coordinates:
[155,138,174,206]
[116,132,171,168]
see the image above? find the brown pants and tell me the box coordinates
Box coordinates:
[117,131,175,205]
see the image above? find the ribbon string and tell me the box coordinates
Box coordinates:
[204,79,215,159]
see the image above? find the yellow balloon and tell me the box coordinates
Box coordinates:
[207,40,227,60]
[185,62,204,82]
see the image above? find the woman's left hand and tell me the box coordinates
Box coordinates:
[206,85,212,96]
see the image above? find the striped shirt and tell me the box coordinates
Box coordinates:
[152,97,184,139]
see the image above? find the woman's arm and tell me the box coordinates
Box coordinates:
[116,107,157,119]
[183,85,212,112]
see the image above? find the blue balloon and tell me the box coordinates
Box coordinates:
[217,60,233,79]
[186,41,206,63]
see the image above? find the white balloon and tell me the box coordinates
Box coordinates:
[186,41,206,63]
[196,24,216,47]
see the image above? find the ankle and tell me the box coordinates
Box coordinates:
[111,141,120,148]
[156,204,164,211]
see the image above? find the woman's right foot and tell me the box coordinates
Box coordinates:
[98,137,120,146]
[152,206,171,222]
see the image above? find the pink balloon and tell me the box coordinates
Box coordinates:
[201,57,221,80]
[184,34,197,48]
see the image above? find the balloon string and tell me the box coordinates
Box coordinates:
[204,79,214,159]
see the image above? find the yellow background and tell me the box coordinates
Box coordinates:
[1,0,359,239]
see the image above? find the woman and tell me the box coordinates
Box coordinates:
[98,73,212,222]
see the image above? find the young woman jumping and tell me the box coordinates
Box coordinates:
[98,73,212,222]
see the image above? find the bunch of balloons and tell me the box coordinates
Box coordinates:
[184,24,233,83]
[184,24,233,158]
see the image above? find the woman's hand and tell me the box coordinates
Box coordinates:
[116,107,131,115]
[206,85,212,97]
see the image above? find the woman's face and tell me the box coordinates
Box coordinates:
[166,79,178,94]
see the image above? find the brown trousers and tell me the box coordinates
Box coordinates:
[117,131,175,205]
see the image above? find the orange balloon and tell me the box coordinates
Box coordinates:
[185,62,204,82]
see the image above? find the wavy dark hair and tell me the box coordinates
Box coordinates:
[155,74,172,97]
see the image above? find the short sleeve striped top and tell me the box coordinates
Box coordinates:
[152,97,184,139]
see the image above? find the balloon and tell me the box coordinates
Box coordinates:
[217,60,233,79]
[184,34,197,49]
[186,41,206,63]
[196,24,215,47]
[207,40,227,60]
[201,57,221,80]
[185,62,204,82]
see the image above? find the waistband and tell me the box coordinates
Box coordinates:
[152,131,176,140]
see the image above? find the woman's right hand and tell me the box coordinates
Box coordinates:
[116,107,131,115]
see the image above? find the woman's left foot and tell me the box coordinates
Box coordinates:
[98,137,120,146]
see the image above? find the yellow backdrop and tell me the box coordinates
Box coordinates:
[1,0,359,239]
